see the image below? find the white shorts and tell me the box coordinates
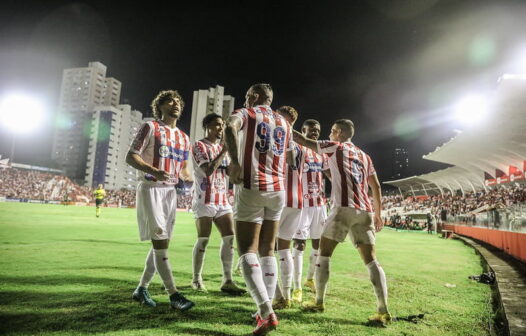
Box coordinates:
[192,202,233,219]
[234,187,286,224]
[277,207,302,240]
[322,207,375,247]
[136,182,177,241]
[293,205,327,240]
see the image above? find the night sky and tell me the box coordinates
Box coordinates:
[2,0,526,183]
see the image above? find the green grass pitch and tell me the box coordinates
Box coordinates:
[0,203,491,335]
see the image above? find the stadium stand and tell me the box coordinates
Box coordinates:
[0,166,195,209]
[383,75,526,262]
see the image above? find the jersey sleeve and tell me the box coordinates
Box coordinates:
[193,141,210,167]
[321,153,330,171]
[129,123,152,155]
[317,140,340,154]
[182,133,191,161]
[367,154,377,176]
[231,108,248,130]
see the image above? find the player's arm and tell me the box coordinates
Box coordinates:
[180,159,193,182]
[201,147,228,177]
[292,130,318,152]
[125,152,169,181]
[368,173,384,232]
[224,116,243,184]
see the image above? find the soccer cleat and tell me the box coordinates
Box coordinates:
[220,280,246,295]
[272,297,291,310]
[191,280,208,292]
[169,292,195,311]
[132,286,156,307]
[252,312,278,335]
[367,312,392,327]
[304,279,316,293]
[291,288,303,304]
[301,300,325,312]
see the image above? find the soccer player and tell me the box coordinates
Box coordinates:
[93,184,106,217]
[291,119,329,301]
[293,119,391,326]
[224,84,294,335]
[126,90,195,311]
[272,106,306,309]
[191,113,245,295]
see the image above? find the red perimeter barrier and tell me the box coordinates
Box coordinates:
[444,224,526,263]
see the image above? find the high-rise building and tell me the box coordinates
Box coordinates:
[189,85,234,141]
[392,147,409,179]
[52,62,121,183]
[84,105,143,189]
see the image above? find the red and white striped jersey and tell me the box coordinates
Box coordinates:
[192,138,230,206]
[285,143,307,209]
[231,105,293,192]
[129,120,191,186]
[302,147,329,207]
[317,140,376,212]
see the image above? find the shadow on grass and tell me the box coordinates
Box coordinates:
[0,274,366,335]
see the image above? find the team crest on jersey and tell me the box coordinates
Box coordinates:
[159,145,170,158]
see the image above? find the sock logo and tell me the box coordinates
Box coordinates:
[249,264,260,267]
[315,264,320,267]
[163,257,169,261]
[265,273,275,276]
[199,249,206,252]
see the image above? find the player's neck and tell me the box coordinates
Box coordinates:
[161,116,178,128]
[206,134,220,144]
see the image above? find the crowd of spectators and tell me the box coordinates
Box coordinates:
[0,167,191,208]
[382,184,526,229]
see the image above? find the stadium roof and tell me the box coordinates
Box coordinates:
[385,74,526,195]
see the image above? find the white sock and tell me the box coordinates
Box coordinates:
[274,281,283,300]
[220,235,234,282]
[367,260,388,314]
[153,248,177,295]
[307,249,318,280]
[292,248,304,289]
[192,237,209,282]
[260,256,278,302]
[139,248,156,288]
[277,249,293,299]
[239,253,271,311]
[315,256,330,304]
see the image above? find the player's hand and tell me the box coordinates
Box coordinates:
[292,130,304,142]
[229,162,243,184]
[152,169,170,181]
[374,214,384,232]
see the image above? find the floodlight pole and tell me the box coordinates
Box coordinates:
[9,134,15,164]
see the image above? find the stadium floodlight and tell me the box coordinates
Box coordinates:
[453,94,489,126]
[0,93,45,162]
[0,93,44,134]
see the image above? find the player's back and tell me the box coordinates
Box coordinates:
[232,105,292,192]
[319,140,375,212]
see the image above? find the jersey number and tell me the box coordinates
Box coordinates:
[255,122,286,155]
[351,159,363,184]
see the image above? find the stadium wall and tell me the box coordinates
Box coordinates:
[445,224,526,263]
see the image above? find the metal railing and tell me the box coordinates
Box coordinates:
[447,202,526,233]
